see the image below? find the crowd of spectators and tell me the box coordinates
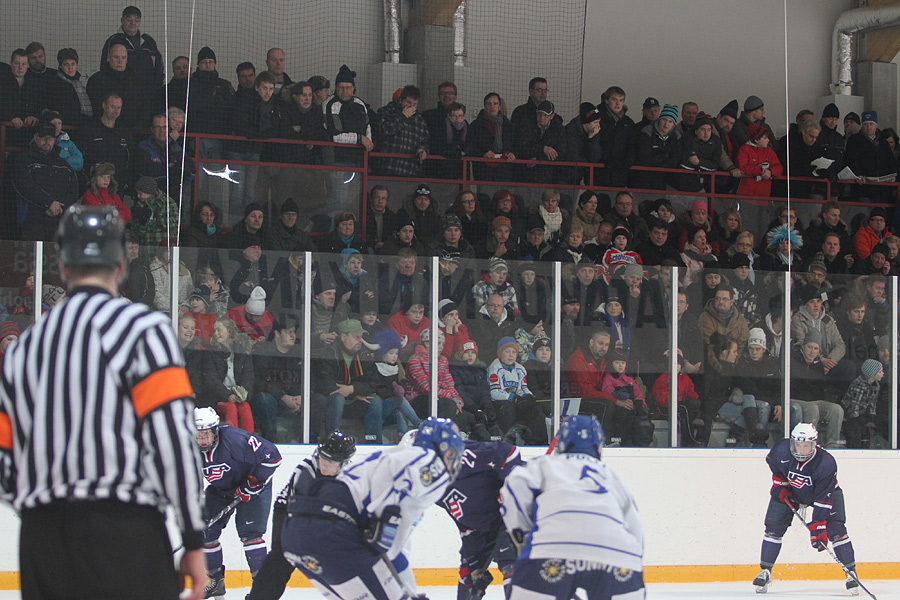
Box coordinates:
[0,6,898,448]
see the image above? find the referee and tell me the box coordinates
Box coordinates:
[0,205,206,600]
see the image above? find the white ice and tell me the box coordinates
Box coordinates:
[1,580,895,599]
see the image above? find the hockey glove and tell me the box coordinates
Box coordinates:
[365,504,401,554]
[235,478,264,503]
[808,521,828,551]
[770,476,797,509]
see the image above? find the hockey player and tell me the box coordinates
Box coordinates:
[501,415,645,600]
[247,430,357,600]
[753,422,859,594]
[281,417,464,600]
[194,407,283,599]
[439,440,524,600]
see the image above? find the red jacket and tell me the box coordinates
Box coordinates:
[853,224,891,260]
[651,371,699,409]
[440,322,470,359]
[563,345,616,402]
[225,305,274,342]
[387,311,430,345]
[82,187,132,224]
[186,311,217,347]
[736,143,782,197]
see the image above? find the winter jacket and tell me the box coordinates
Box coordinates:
[201,341,255,406]
[736,142,782,197]
[600,370,648,415]
[450,359,492,411]
[186,69,234,135]
[698,298,750,370]
[225,305,275,343]
[671,132,724,192]
[487,359,532,401]
[406,346,463,404]
[85,67,147,130]
[15,142,78,226]
[81,187,130,224]
[596,105,635,186]
[844,130,897,201]
[790,307,846,362]
[399,195,442,246]
[853,224,892,261]
[77,119,135,186]
[55,132,83,172]
[651,371,698,410]
[563,344,616,403]
[633,121,681,190]
[323,94,371,164]
[789,345,826,401]
[311,342,376,398]
[252,340,303,398]
[374,98,429,177]
[387,311,430,345]
[100,30,164,91]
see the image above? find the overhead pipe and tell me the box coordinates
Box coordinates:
[454,0,467,67]
[833,3,900,95]
[384,0,400,63]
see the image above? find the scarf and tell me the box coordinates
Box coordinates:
[376,362,399,377]
[484,112,505,153]
[206,224,217,235]
[682,243,716,263]
[539,205,564,238]
[607,312,631,352]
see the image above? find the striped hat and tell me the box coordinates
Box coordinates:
[659,103,679,123]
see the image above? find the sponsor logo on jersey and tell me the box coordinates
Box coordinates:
[613,567,633,582]
[787,472,813,489]
[442,489,468,520]
[539,559,566,583]
[489,373,500,384]
[203,463,231,482]
[421,460,443,486]
[299,554,324,575]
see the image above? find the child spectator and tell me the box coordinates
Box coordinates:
[651,351,702,446]
[203,317,255,433]
[472,257,519,314]
[387,302,429,351]
[360,309,385,336]
[600,346,654,447]
[81,162,131,224]
[225,286,275,344]
[438,299,470,358]
[841,358,883,448]
[450,340,502,438]
[488,337,546,444]
[597,291,631,355]
[0,321,20,363]
[369,329,421,441]
[184,286,216,347]
[523,336,553,400]
[599,226,641,282]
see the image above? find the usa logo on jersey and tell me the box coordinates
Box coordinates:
[204,463,232,482]
[442,489,468,520]
[788,472,813,489]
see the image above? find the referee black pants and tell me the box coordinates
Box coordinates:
[20,500,180,600]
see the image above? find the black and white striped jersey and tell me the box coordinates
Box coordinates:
[0,286,205,542]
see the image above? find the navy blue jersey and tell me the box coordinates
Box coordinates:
[766,438,839,522]
[439,440,523,531]
[201,425,282,494]
[276,456,320,507]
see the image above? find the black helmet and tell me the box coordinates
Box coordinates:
[56,205,125,270]
[316,430,356,463]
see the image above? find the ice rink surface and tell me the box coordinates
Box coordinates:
[1,580,894,599]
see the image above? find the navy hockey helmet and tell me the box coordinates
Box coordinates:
[56,205,126,270]
[557,415,605,458]
[414,417,464,483]
[316,430,357,464]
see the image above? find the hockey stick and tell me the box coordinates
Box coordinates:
[378,552,427,600]
[788,505,878,600]
[172,496,242,555]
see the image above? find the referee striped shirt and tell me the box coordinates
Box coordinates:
[0,286,205,544]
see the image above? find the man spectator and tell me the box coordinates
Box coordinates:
[77,92,136,186]
[844,110,897,204]
[366,185,395,252]
[836,294,879,368]
[513,100,566,183]
[604,191,649,247]
[730,95,775,152]
[678,101,699,136]
[225,202,267,251]
[24,42,77,122]
[424,101,467,179]
[672,112,731,193]
[264,48,292,94]
[55,48,93,125]
[374,84,428,177]
[136,112,194,199]
[698,287,750,372]
[469,293,518,359]
[844,112,861,137]
[564,102,604,185]
[129,176,179,251]
[511,77,562,127]
[186,46,234,201]
[100,6,163,93]
[853,207,891,261]
[308,75,330,107]
[784,118,830,198]
[264,197,317,252]
[251,317,306,443]
[564,328,618,414]
[163,55,189,111]
[323,64,371,215]
[596,85,636,187]
[818,102,844,169]
[226,286,275,343]
[282,80,329,169]
[0,49,39,144]
[635,220,683,266]
[422,80,458,143]
[789,329,845,447]
[803,201,852,261]
[15,123,78,241]
[518,217,553,261]
[633,103,680,190]
[86,42,145,130]
[311,319,380,440]
[378,248,429,316]
[634,97,660,133]
[790,286,855,391]
[860,274,890,334]
[235,62,257,97]
[814,232,853,275]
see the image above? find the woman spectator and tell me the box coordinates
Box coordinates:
[468,92,516,181]
[737,124,783,197]
[544,222,586,264]
[479,216,520,260]
[177,314,205,400]
[203,317,255,433]
[760,224,804,272]
[677,200,719,254]
[378,215,428,256]
[317,211,367,255]
[487,189,524,244]
[42,109,82,173]
[181,201,225,274]
[528,189,571,245]
[448,189,489,248]
[333,249,376,315]
[81,162,130,224]
[55,48,92,124]
[881,127,899,162]
[724,230,759,283]
[758,205,803,256]
[715,208,744,250]
[680,227,718,286]
[194,265,231,317]
[147,242,192,313]
[571,190,603,243]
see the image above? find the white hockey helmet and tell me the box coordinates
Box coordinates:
[790,422,818,462]
[194,407,220,450]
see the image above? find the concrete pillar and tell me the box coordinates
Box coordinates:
[405,25,456,108]
[371,62,419,110]
[855,61,898,129]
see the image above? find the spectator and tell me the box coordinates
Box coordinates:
[437,250,476,317]
[365,185,395,252]
[265,197,317,253]
[309,275,349,350]
[308,75,330,107]
[21,42,77,127]
[604,191,649,247]
[853,242,892,276]
[672,112,730,193]
[487,189,525,243]
[841,359,884,448]
[737,124,782,197]
[844,110,897,204]
[378,214,428,256]
[722,230,758,280]
[55,48,92,124]
[715,208,744,251]
[729,254,761,325]
[448,189,490,249]
[136,112,194,201]
[374,84,429,177]
[450,340,499,434]
[651,351,702,445]
[596,291,631,355]
[77,92,135,187]
[784,119,832,198]
[226,286,275,343]
[596,85,636,187]
[518,216,553,261]
[803,201,852,261]
[15,123,78,241]
[184,286,217,346]
[789,328,845,448]
[316,211,366,255]
[570,191,603,243]
[181,201,225,273]
[599,226,641,280]
[513,100,566,183]
[176,314,205,401]
[818,103,844,170]
[837,294,879,367]
[311,319,379,442]
[0,49,39,143]
[282,80,329,167]
[399,184,442,246]
[322,65,371,215]
[565,328,618,417]
[473,258,519,314]
[333,249,376,315]
[853,207,891,261]
[634,97,660,134]
[699,287,750,372]
[468,92,516,181]
[858,274,890,334]
[387,303,430,348]
[431,213,477,259]
[738,327,793,441]
[480,215,520,261]
[86,42,145,130]
[186,46,234,197]
[0,321,20,363]
[437,299,470,359]
[251,317,306,443]
[100,6,163,93]
[422,80,458,141]
[844,111,861,136]
[515,260,552,332]
[81,162,130,224]
[635,219,683,266]
[712,99,740,165]
[203,316,255,433]
[488,337,547,444]
[524,336,554,401]
[730,95,775,152]
[633,103,680,190]
[599,346,653,446]
[469,293,518,359]
[790,286,854,386]
[528,189,570,245]
[264,48,292,93]
[760,224,803,272]
[676,200,718,254]
[369,329,421,439]
[195,266,230,317]
[679,227,717,287]
[40,109,82,173]
[564,102,604,185]
[560,258,605,326]
[645,198,681,248]
[163,55,190,110]
[377,248,428,315]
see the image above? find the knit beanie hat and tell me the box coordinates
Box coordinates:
[822,103,840,119]
[489,257,508,272]
[438,299,458,320]
[245,202,265,218]
[803,328,823,347]
[246,286,267,316]
[532,337,551,352]
[335,64,356,86]
[461,340,479,355]
[197,47,216,63]
[659,103,679,124]
[492,216,512,230]
[747,327,767,349]
[135,176,158,195]
[861,358,883,380]
[497,336,518,358]
[280,197,299,213]
[744,95,764,112]
[0,320,19,343]
[748,124,768,142]
[720,99,739,119]
[845,112,861,125]
[442,213,462,233]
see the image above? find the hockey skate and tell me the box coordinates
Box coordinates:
[752,568,771,593]
[845,570,859,595]
[204,570,225,599]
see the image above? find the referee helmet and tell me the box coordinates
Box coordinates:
[56,205,126,270]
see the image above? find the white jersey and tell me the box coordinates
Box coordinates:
[338,445,451,560]
[500,452,644,571]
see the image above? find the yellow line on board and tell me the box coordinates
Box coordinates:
[0,563,897,590]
